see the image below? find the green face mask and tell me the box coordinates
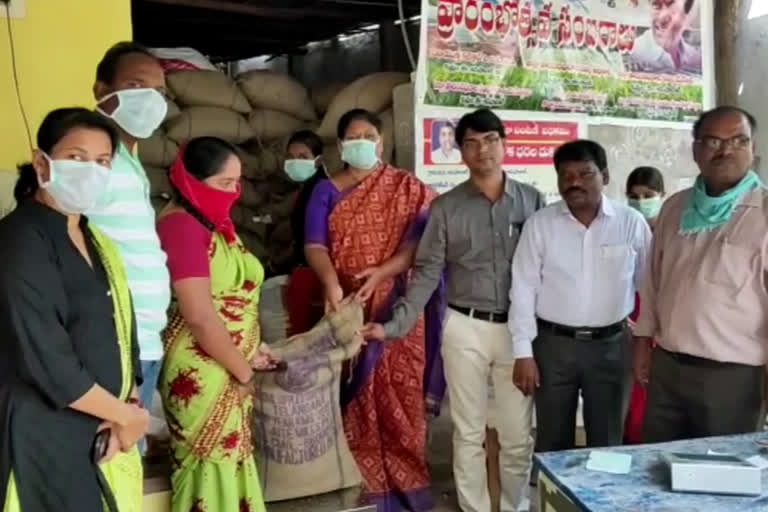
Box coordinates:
[628,196,662,219]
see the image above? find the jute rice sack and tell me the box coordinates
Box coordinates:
[240,179,269,209]
[257,147,284,177]
[144,166,172,199]
[252,302,364,502]
[322,144,342,174]
[248,109,306,142]
[317,72,409,140]
[238,230,268,261]
[380,108,395,164]
[258,276,290,345]
[167,70,252,114]
[138,130,179,167]
[166,107,254,144]
[138,131,179,168]
[165,97,182,122]
[238,70,317,122]
[235,147,265,180]
[310,82,347,116]
[231,204,268,236]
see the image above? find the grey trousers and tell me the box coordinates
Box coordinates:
[533,326,632,452]
[643,348,764,443]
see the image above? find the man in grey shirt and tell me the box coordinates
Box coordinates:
[362,109,545,512]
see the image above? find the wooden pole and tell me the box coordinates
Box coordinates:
[714,0,753,105]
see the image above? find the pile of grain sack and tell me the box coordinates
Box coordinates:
[140,66,409,274]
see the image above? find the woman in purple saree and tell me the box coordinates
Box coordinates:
[304,109,446,511]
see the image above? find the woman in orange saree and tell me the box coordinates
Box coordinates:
[305,109,446,512]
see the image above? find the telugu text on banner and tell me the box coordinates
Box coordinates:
[416,111,586,199]
[418,0,713,123]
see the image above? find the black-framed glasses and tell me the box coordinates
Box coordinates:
[695,135,751,151]
[462,134,502,152]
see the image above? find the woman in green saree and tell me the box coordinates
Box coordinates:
[0,108,148,512]
[157,137,276,512]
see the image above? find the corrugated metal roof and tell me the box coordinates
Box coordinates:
[132,0,421,61]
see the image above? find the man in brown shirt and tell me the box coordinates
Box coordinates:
[634,106,768,442]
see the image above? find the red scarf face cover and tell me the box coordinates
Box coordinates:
[169,147,241,244]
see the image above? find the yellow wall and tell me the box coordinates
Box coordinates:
[0,0,133,171]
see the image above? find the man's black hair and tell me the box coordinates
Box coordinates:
[96,41,156,85]
[455,109,505,146]
[684,0,695,13]
[553,140,608,171]
[692,106,758,140]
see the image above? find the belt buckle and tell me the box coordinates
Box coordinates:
[574,329,593,341]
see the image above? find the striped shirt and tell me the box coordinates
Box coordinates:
[87,144,170,361]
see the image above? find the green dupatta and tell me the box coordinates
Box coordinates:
[90,227,144,512]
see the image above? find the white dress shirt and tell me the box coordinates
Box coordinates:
[508,196,652,359]
[431,147,463,164]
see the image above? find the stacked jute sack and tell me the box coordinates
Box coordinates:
[137,68,317,273]
[137,67,411,273]
[312,72,409,173]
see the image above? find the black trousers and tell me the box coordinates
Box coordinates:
[533,326,632,452]
[643,348,765,443]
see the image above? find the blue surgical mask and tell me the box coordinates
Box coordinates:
[341,140,379,170]
[40,155,111,214]
[628,196,662,219]
[97,88,167,139]
[284,159,318,182]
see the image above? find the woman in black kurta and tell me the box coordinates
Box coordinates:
[0,108,149,511]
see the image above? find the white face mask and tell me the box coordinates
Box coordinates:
[39,156,111,214]
[341,139,379,170]
[97,88,167,139]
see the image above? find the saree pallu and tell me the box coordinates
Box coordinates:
[328,166,446,512]
[2,228,144,512]
[159,234,266,512]
[625,293,651,445]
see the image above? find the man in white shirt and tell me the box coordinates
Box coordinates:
[431,122,463,164]
[509,140,651,450]
[631,0,701,74]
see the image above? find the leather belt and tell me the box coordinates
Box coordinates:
[659,347,761,369]
[537,318,626,341]
[450,305,508,324]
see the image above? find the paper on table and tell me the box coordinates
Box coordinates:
[585,451,632,474]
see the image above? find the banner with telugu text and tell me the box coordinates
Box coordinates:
[416,110,586,199]
[417,0,714,123]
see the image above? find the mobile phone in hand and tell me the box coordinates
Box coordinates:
[92,428,111,464]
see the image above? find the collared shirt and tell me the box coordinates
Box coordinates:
[630,30,702,75]
[383,176,545,339]
[635,188,768,365]
[86,144,170,361]
[509,197,651,358]
[431,147,463,165]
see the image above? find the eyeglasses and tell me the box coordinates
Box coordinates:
[695,135,751,151]
[462,134,502,152]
